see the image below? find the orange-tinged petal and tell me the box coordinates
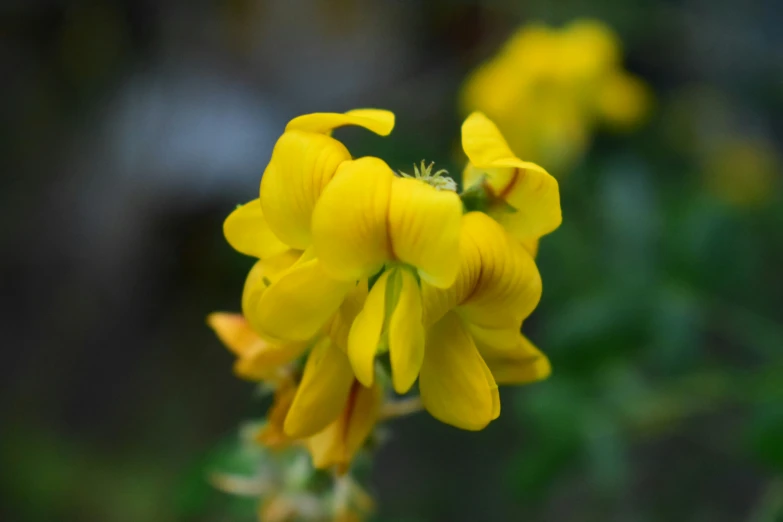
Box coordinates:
[387,177,462,288]
[285,109,395,136]
[308,380,382,473]
[347,270,390,387]
[461,112,561,240]
[284,338,355,438]
[206,312,259,358]
[312,157,394,281]
[467,323,551,385]
[260,131,351,249]
[388,269,425,393]
[253,252,354,342]
[419,311,497,430]
[223,199,289,259]
[206,312,305,381]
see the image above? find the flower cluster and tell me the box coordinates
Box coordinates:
[462,19,651,173]
[207,108,561,518]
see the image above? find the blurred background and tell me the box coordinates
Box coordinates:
[2,0,782,521]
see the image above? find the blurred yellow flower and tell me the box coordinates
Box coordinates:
[462,19,651,173]
[703,138,779,208]
[419,212,550,430]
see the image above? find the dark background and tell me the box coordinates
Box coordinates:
[2,1,782,521]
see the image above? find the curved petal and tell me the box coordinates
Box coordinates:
[223,199,290,259]
[308,380,382,473]
[419,213,483,327]
[461,112,562,240]
[206,313,259,358]
[284,338,355,438]
[387,177,462,288]
[206,312,305,381]
[260,131,351,249]
[241,252,302,320]
[388,269,425,393]
[467,324,551,385]
[312,157,394,281]
[458,212,542,329]
[253,252,354,342]
[286,109,395,136]
[419,311,497,431]
[329,279,369,352]
[256,379,298,449]
[347,270,390,387]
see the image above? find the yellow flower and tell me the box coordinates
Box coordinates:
[418,212,550,430]
[461,19,650,173]
[223,109,395,343]
[311,156,463,393]
[461,111,562,247]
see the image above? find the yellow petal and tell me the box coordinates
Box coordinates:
[347,270,391,387]
[419,311,497,430]
[388,269,425,393]
[253,252,354,342]
[286,109,395,136]
[308,380,382,472]
[387,177,462,288]
[223,199,290,259]
[260,131,351,249]
[329,279,369,352]
[458,212,542,329]
[520,237,540,258]
[284,338,355,438]
[419,213,483,327]
[241,252,302,320]
[312,157,394,281]
[461,112,562,240]
[467,323,551,385]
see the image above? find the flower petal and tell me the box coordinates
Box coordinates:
[206,312,306,381]
[467,323,551,385]
[458,212,542,329]
[241,252,302,320]
[286,109,395,136]
[256,379,298,449]
[312,157,394,281]
[308,380,382,473]
[260,131,351,249]
[206,313,259,358]
[284,338,355,438]
[223,199,290,259]
[388,269,425,393]
[253,252,354,342]
[387,177,462,288]
[347,270,390,387]
[419,311,497,430]
[461,112,561,240]
[329,279,369,352]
